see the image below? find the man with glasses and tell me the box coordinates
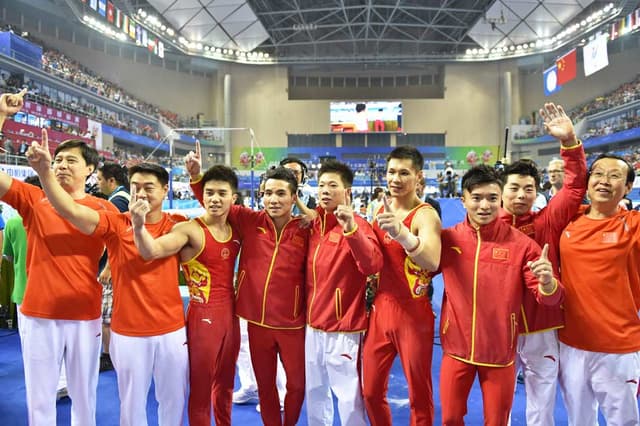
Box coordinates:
[557,154,640,425]
[545,159,565,199]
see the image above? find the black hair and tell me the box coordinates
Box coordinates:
[386,145,424,171]
[128,163,169,186]
[54,139,100,174]
[24,175,41,188]
[201,164,238,192]
[461,165,504,193]
[356,103,366,113]
[279,157,308,181]
[264,166,298,195]
[99,162,129,187]
[501,159,541,189]
[588,153,635,185]
[318,159,354,186]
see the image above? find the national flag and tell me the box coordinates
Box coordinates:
[583,34,609,77]
[543,65,561,96]
[142,28,148,47]
[610,22,619,40]
[158,41,164,58]
[129,21,136,39]
[106,2,114,23]
[98,0,106,17]
[556,49,577,85]
[89,0,97,10]
[115,9,122,28]
[635,9,640,30]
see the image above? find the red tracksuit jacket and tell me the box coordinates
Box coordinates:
[230,206,308,329]
[306,208,382,332]
[498,143,586,334]
[439,217,564,367]
[190,180,308,329]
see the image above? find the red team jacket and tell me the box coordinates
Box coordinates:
[306,208,382,332]
[439,218,564,367]
[498,143,586,334]
[190,181,309,330]
[229,205,308,329]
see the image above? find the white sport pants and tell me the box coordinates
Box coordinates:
[559,342,640,426]
[110,327,189,426]
[305,326,366,426]
[20,314,101,426]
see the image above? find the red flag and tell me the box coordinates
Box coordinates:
[556,49,577,85]
[107,2,114,23]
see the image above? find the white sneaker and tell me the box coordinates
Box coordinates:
[232,388,259,404]
[256,402,284,413]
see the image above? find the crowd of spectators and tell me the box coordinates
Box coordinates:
[581,109,640,140]
[0,24,202,134]
[569,74,640,122]
[41,49,185,127]
[512,73,640,140]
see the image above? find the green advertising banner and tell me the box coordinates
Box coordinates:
[444,146,500,169]
[231,146,288,171]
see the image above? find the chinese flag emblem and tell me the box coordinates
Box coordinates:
[556,49,577,85]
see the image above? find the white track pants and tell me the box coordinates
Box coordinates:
[305,326,366,426]
[20,314,101,426]
[517,330,560,426]
[110,327,189,426]
[559,342,640,426]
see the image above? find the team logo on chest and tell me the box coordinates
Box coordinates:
[492,247,510,260]
[221,247,231,259]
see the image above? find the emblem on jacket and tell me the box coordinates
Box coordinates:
[492,247,510,260]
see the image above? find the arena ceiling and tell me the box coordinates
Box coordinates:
[122,0,637,63]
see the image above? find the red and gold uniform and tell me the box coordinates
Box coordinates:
[193,176,309,426]
[305,207,382,425]
[230,204,308,426]
[363,203,437,426]
[498,142,586,426]
[439,217,563,425]
[181,218,241,426]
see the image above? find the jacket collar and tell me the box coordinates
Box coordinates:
[498,207,533,228]
[463,215,504,240]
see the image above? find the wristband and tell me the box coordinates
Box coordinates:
[343,223,358,237]
[394,226,420,253]
[405,236,423,257]
[539,278,558,296]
